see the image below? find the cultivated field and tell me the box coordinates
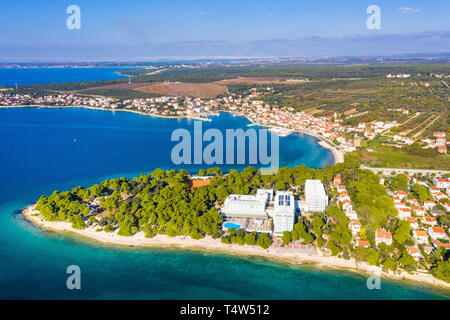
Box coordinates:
[75,77,308,99]
[215,77,308,85]
[135,82,228,99]
[76,81,226,99]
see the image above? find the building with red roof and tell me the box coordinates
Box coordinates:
[375,229,392,246]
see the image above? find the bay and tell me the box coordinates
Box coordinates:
[0,107,448,299]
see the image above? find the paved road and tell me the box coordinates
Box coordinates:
[360,165,450,176]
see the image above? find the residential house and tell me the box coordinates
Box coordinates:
[406,198,419,207]
[342,199,353,211]
[332,175,341,187]
[398,207,412,219]
[356,240,370,248]
[397,191,407,199]
[413,230,429,244]
[424,201,436,210]
[345,210,358,220]
[432,240,450,251]
[428,227,446,240]
[422,217,437,226]
[407,246,422,260]
[375,229,393,246]
[348,219,361,236]
[437,145,447,154]
[434,178,449,189]
[339,192,351,202]
[406,216,418,229]
[413,206,426,216]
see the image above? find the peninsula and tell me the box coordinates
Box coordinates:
[22,160,450,289]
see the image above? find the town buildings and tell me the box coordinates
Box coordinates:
[221,181,329,236]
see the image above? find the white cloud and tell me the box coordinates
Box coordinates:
[398,7,421,14]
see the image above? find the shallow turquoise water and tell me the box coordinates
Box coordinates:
[0,107,448,299]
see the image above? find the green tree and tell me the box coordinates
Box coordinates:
[281,231,292,245]
[244,232,257,246]
[70,215,86,230]
[410,183,431,203]
[393,220,411,245]
[390,174,409,191]
[117,215,138,236]
[327,241,341,256]
[257,233,272,249]
[382,258,396,271]
[399,253,417,271]
[432,261,450,283]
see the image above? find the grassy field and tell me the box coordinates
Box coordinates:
[360,146,450,170]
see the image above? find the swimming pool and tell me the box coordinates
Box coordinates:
[224,222,241,229]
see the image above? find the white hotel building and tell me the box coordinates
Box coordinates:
[303,179,328,212]
[272,191,296,236]
[222,189,273,219]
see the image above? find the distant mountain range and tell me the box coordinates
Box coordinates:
[2,31,449,61]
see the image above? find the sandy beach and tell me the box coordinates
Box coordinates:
[22,205,450,290]
[317,140,345,164]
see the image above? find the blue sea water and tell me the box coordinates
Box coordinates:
[0,67,129,86]
[0,107,448,299]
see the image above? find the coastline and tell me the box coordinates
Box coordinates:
[225,110,344,164]
[317,140,344,164]
[0,105,343,164]
[0,104,202,120]
[22,205,450,291]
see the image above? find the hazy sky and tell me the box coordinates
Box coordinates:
[1,0,449,47]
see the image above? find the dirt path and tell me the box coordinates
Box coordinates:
[346,110,369,119]
[399,112,421,127]
[403,114,433,135]
[412,114,441,138]
[144,68,168,76]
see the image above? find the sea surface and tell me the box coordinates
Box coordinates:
[0,107,449,299]
[0,67,130,86]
